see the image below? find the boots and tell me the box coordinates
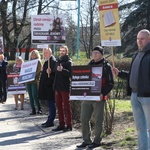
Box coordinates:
[37,107,42,115]
[30,107,36,115]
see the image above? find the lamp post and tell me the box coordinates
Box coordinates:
[76,0,80,60]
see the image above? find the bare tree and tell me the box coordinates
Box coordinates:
[80,0,100,59]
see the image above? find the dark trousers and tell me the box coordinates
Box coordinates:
[27,83,41,110]
[47,100,56,124]
[55,91,72,127]
[0,80,7,102]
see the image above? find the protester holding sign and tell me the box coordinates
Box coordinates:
[38,48,57,128]
[13,56,25,110]
[26,50,42,115]
[77,46,114,149]
[52,45,73,132]
[0,54,8,103]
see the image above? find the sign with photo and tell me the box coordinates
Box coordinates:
[70,65,103,101]
[18,59,38,84]
[7,66,26,95]
[31,15,65,44]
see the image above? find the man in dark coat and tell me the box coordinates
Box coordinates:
[38,48,56,127]
[52,45,73,132]
[0,54,8,103]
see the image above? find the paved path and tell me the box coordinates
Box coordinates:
[0,95,84,150]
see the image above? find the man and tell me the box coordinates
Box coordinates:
[0,54,8,103]
[38,48,56,127]
[112,29,150,150]
[52,45,73,132]
[77,46,114,149]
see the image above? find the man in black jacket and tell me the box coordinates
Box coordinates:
[112,29,150,150]
[0,54,8,103]
[77,46,114,149]
[52,45,73,132]
[38,48,56,127]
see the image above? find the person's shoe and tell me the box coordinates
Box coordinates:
[42,123,54,128]
[21,107,24,110]
[41,122,47,126]
[88,142,101,149]
[63,126,72,132]
[37,110,42,115]
[76,142,91,148]
[52,126,65,131]
[30,110,36,115]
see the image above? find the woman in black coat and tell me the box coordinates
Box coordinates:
[0,54,8,103]
[38,48,56,128]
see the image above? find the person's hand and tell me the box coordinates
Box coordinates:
[96,94,103,102]
[112,67,119,77]
[100,94,103,101]
[46,67,51,74]
[57,63,63,72]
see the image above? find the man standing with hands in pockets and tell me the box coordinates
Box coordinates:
[52,45,73,132]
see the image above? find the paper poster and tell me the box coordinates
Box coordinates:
[7,66,26,95]
[18,59,38,84]
[31,15,65,44]
[98,0,121,46]
[70,65,102,101]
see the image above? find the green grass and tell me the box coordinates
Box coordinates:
[115,100,132,112]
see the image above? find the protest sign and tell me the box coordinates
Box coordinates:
[70,65,102,101]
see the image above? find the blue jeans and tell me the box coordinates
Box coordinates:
[131,92,150,150]
[47,100,56,124]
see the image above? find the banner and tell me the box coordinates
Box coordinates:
[18,59,38,84]
[70,65,102,101]
[7,66,26,95]
[98,0,121,46]
[31,15,65,44]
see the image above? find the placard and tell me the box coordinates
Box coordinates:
[31,15,65,44]
[7,66,26,95]
[70,65,102,101]
[18,59,38,84]
[98,0,121,46]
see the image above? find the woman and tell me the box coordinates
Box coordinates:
[13,56,25,110]
[26,50,42,115]
[0,54,8,103]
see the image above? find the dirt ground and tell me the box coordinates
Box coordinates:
[74,111,138,150]
[41,101,138,150]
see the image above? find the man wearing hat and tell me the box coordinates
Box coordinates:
[77,46,114,149]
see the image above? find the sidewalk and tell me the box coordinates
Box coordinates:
[0,95,83,150]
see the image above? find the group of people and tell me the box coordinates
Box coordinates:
[13,45,73,132]
[0,28,150,150]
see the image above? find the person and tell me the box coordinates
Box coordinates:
[0,54,8,103]
[52,45,73,132]
[26,50,42,115]
[38,48,57,128]
[13,56,25,110]
[77,46,114,149]
[112,29,150,150]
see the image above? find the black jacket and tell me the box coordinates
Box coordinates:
[0,60,8,81]
[118,43,150,97]
[88,58,114,96]
[53,55,73,91]
[38,55,56,101]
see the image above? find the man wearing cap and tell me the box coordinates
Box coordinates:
[77,46,114,149]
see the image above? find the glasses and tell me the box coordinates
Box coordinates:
[92,51,100,55]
